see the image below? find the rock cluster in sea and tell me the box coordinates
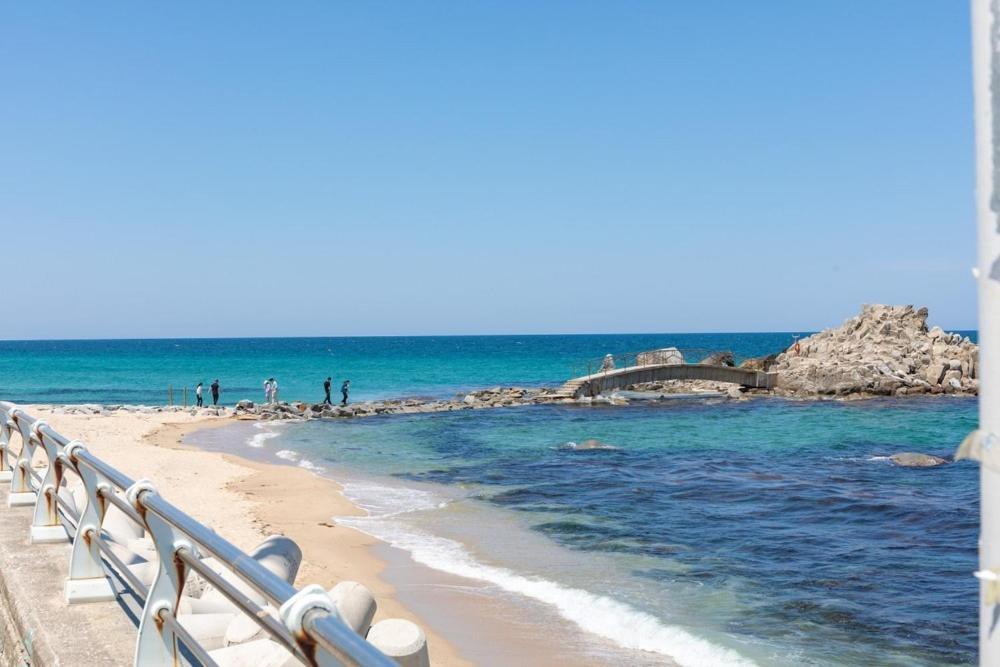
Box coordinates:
[769,304,978,397]
[233,387,544,421]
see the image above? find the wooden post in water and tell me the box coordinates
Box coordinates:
[183,386,188,408]
[168,385,173,406]
[971,3,1000,662]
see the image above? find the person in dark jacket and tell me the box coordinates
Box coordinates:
[210,379,220,406]
[323,377,333,405]
[341,380,350,406]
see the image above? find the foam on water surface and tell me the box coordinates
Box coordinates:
[338,478,756,667]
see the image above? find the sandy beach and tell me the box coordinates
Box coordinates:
[29,406,471,667]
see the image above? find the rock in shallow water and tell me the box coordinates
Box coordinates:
[890,452,949,468]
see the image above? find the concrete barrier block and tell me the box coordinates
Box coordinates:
[200,535,302,611]
[208,638,298,667]
[366,619,430,667]
[224,604,278,646]
[102,502,145,544]
[178,612,238,651]
[329,581,377,636]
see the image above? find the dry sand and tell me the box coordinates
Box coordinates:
[29,406,471,667]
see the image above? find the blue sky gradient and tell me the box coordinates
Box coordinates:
[0,2,977,338]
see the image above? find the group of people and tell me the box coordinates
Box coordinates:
[324,377,350,406]
[192,376,350,407]
[194,379,220,407]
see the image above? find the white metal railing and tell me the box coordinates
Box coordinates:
[0,401,403,666]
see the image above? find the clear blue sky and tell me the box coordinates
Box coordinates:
[0,2,977,338]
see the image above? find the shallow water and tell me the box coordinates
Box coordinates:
[195,396,978,666]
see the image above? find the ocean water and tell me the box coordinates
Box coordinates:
[1,333,979,664]
[0,332,809,405]
[194,397,978,666]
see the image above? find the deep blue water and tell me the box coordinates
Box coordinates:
[208,396,978,666]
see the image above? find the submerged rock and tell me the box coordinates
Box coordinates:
[889,452,949,468]
[561,439,618,451]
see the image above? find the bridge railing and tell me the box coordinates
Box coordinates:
[0,401,403,667]
[571,348,734,380]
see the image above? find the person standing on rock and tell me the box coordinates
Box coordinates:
[195,382,204,407]
[271,378,280,404]
[323,377,333,405]
[264,378,272,404]
[211,379,220,406]
[341,380,350,406]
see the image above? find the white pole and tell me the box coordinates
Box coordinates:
[972,1,1000,663]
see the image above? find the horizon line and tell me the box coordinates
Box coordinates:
[0,326,979,344]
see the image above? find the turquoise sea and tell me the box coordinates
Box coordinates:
[0,333,980,665]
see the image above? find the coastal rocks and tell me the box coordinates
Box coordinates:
[771,305,978,398]
[700,351,735,367]
[889,452,949,468]
[739,353,779,372]
[48,404,232,417]
[232,387,543,422]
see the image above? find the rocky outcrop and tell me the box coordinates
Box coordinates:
[771,305,977,397]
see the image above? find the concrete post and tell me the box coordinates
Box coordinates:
[65,441,116,603]
[30,422,70,543]
[8,411,38,506]
[972,2,1000,663]
[366,619,430,667]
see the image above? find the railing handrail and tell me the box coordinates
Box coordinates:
[0,400,397,667]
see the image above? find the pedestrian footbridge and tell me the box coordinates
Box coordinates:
[552,349,777,399]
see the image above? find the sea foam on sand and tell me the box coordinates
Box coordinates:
[337,479,756,667]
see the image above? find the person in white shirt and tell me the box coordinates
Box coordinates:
[264,378,272,404]
[271,378,280,404]
[195,382,203,407]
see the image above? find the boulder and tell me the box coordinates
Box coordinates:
[890,452,949,468]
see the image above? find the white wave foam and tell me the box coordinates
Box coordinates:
[247,429,281,448]
[298,458,324,473]
[341,480,444,518]
[275,449,300,461]
[339,482,755,667]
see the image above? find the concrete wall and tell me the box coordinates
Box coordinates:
[578,364,776,397]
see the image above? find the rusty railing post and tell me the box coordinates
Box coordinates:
[8,409,38,507]
[129,480,196,666]
[64,441,116,603]
[0,412,13,483]
[29,421,69,543]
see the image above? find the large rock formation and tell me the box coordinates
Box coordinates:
[772,305,977,397]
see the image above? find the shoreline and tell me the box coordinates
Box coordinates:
[28,406,472,667]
